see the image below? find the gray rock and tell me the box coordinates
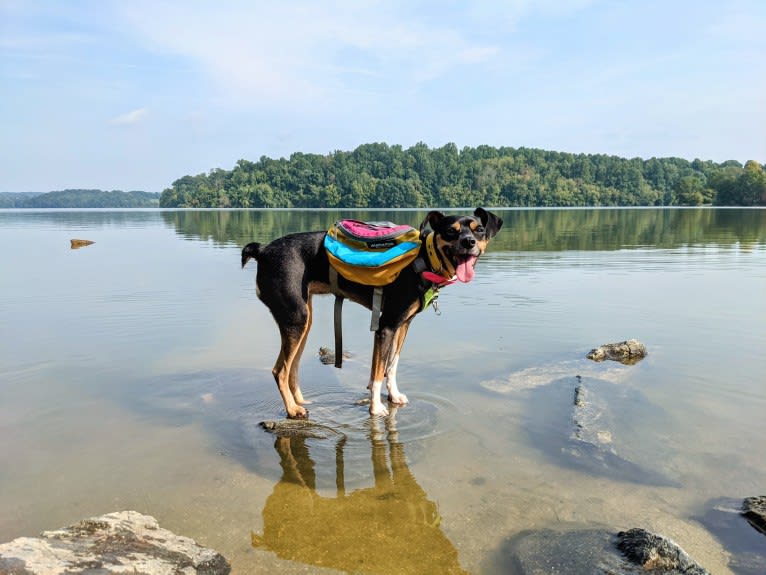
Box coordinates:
[318,347,351,365]
[0,510,230,575]
[742,496,766,536]
[587,339,647,364]
[486,527,709,575]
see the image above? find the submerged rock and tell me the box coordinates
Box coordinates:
[318,346,352,365]
[70,239,94,249]
[488,527,709,575]
[480,360,631,394]
[525,375,678,487]
[260,419,346,440]
[587,339,647,364]
[572,378,614,447]
[0,510,230,574]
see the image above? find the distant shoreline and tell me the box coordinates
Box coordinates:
[0,190,159,209]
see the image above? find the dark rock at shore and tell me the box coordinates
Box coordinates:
[616,528,710,574]
[696,497,766,574]
[742,496,766,536]
[587,339,647,364]
[486,527,709,574]
[0,510,230,575]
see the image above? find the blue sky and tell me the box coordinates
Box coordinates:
[2,0,764,193]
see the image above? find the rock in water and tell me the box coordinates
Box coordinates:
[0,510,230,574]
[616,528,709,574]
[742,495,766,536]
[587,339,647,364]
[70,239,94,249]
[260,419,346,440]
[317,346,351,365]
[494,528,711,575]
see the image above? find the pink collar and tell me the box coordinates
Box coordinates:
[422,270,457,287]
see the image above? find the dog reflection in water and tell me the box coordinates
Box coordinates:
[251,414,467,574]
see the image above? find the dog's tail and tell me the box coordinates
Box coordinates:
[241,242,261,268]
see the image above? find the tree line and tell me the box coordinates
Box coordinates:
[159,143,766,208]
[0,189,160,208]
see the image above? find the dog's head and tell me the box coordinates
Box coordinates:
[420,207,503,283]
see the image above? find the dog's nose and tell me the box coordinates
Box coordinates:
[460,236,476,249]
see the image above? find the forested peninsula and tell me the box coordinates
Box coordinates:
[1,189,160,208]
[160,143,766,208]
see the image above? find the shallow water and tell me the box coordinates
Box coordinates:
[1,208,765,574]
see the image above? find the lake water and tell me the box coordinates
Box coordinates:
[1,208,764,574]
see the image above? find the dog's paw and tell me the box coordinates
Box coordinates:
[287,405,309,419]
[388,392,409,405]
[369,402,389,417]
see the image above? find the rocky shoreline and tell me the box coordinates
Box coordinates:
[0,511,230,575]
[2,500,763,574]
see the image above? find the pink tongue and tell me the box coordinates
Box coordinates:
[456,256,477,283]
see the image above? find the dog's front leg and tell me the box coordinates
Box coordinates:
[385,320,412,406]
[368,326,395,416]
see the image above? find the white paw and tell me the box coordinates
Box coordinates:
[369,401,389,417]
[388,392,409,405]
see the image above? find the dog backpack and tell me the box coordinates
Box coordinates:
[324,220,422,286]
[324,220,423,367]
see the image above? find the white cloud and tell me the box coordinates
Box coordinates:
[116,1,503,108]
[109,108,147,126]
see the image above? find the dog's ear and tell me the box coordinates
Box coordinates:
[474,207,503,239]
[420,210,446,232]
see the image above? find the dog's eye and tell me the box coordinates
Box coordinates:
[444,229,458,239]
[475,225,485,234]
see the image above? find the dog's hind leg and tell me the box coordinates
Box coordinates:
[272,305,312,419]
[289,297,313,406]
[385,320,412,405]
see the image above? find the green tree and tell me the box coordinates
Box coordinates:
[739,160,766,205]
[675,175,708,205]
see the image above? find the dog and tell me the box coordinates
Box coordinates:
[241,207,503,418]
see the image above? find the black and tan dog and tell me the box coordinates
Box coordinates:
[241,208,503,418]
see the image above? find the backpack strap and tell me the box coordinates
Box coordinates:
[329,267,344,368]
[370,287,383,332]
[328,267,383,366]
